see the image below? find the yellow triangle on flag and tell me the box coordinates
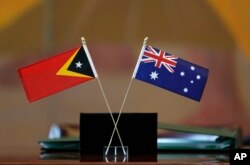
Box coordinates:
[56,48,93,78]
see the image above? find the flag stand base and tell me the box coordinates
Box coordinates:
[103,146,128,162]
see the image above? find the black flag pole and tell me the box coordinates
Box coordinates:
[81,37,126,155]
[105,37,149,155]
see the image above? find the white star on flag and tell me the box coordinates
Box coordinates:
[150,71,158,80]
[75,61,83,68]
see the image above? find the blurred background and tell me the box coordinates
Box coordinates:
[0,0,250,151]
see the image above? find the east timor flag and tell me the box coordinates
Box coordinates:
[18,46,97,102]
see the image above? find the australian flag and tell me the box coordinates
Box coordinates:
[133,45,209,101]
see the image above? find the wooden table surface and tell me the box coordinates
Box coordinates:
[0,146,229,165]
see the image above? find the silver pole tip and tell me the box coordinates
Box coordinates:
[144,37,149,44]
[81,37,86,44]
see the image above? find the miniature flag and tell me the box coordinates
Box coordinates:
[132,45,209,101]
[18,46,97,102]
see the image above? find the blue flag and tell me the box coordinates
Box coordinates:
[132,45,209,101]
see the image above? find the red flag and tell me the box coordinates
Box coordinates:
[18,46,97,102]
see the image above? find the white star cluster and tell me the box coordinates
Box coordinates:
[179,65,203,95]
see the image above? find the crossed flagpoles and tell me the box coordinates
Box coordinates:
[82,37,149,156]
[104,37,148,155]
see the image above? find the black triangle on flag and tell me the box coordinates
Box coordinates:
[67,47,95,77]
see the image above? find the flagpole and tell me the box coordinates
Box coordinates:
[81,37,126,155]
[105,37,148,155]
[132,37,148,78]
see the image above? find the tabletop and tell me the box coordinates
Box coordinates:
[0,146,229,165]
